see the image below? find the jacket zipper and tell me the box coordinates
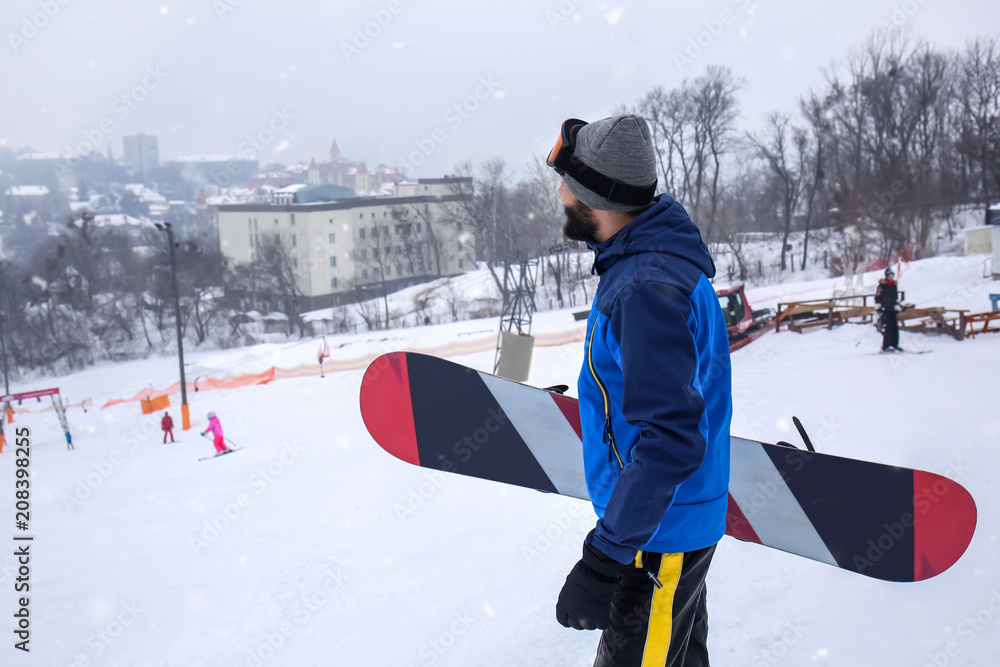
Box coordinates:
[588,317,624,469]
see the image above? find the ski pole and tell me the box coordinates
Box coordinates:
[853,319,877,347]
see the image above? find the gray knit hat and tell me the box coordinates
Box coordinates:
[560,114,657,212]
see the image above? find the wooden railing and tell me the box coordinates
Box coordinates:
[776,292,968,340]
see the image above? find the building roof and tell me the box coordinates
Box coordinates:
[6,185,50,196]
[176,154,255,163]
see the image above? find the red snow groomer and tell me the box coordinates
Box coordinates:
[715,284,775,352]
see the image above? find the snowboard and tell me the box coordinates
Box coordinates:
[360,352,977,583]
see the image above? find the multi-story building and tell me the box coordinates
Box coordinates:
[217,177,476,310]
[122,134,159,180]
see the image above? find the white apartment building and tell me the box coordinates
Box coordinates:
[217,177,476,309]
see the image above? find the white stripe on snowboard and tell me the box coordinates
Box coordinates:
[480,373,589,499]
[729,437,838,567]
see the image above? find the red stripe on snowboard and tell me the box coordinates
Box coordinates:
[360,352,420,466]
[725,493,762,544]
[550,393,583,440]
[912,470,977,581]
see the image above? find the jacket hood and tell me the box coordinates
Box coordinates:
[587,194,715,278]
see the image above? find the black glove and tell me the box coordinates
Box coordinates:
[556,539,630,630]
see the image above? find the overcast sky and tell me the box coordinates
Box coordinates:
[1,0,998,180]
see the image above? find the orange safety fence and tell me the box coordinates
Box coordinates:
[100,327,588,410]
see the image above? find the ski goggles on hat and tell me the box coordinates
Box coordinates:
[546,118,657,207]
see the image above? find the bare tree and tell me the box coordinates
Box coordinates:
[956,36,1000,199]
[749,113,806,271]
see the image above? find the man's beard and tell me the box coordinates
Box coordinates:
[562,200,598,242]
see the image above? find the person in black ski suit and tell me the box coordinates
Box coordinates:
[875,268,900,351]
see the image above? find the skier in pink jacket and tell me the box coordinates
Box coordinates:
[202,412,230,454]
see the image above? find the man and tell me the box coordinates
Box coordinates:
[546,114,732,667]
[875,268,900,351]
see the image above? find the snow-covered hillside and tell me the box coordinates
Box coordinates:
[1,255,998,666]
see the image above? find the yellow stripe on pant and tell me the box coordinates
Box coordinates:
[640,552,684,667]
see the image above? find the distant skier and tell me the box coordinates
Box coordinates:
[875,268,901,351]
[161,411,175,443]
[201,411,230,454]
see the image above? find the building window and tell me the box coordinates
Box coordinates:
[330,256,337,267]
[386,265,391,276]
[328,233,336,244]
[362,269,368,280]
[329,218,334,224]
[290,214,296,225]
[373,248,379,260]
[383,225,388,235]
[291,235,297,247]
[360,228,366,239]
[458,259,464,269]
[275,218,279,225]
[371,226,378,237]
[417,223,422,233]
[397,264,403,275]
[457,240,463,251]
[331,277,338,289]
[361,248,367,260]
[293,258,299,267]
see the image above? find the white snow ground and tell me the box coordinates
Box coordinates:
[1,255,998,666]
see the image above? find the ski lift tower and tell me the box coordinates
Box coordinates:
[493,257,539,382]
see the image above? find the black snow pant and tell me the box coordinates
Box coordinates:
[593,544,716,667]
[882,309,899,350]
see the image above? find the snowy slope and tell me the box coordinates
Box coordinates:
[1,255,998,666]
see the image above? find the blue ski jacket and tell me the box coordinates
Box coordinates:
[580,194,732,564]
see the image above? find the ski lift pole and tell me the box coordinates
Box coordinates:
[156,221,191,430]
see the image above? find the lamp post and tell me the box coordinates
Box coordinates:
[155,222,190,430]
